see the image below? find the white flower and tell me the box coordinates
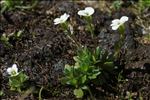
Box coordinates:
[0,0,6,4]
[54,13,70,25]
[110,16,128,30]
[7,64,19,76]
[78,7,95,16]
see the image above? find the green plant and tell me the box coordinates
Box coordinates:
[62,46,115,99]
[0,33,10,46]
[0,30,23,47]
[138,0,150,12]
[7,64,28,92]
[111,0,123,10]
[10,30,23,40]
[1,0,19,13]
[0,0,38,13]
[125,91,133,100]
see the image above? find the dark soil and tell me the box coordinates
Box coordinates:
[1,1,150,100]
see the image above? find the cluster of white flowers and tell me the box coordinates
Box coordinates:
[53,7,128,31]
[7,64,19,76]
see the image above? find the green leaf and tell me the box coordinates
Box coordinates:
[9,78,21,88]
[1,34,9,42]
[80,65,89,72]
[64,64,74,74]
[10,87,16,91]
[0,90,4,96]
[19,72,28,83]
[69,78,77,86]
[103,62,114,71]
[95,46,101,59]
[104,62,114,67]
[73,56,79,62]
[73,88,84,98]
[92,55,96,63]
[16,30,23,37]
[64,64,72,71]
[81,75,87,84]
[81,86,88,90]
[88,71,101,79]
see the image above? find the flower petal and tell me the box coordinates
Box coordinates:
[112,25,120,30]
[78,7,94,16]
[112,19,120,24]
[78,10,87,16]
[120,16,128,23]
[54,18,61,25]
[61,13,70,22]
[12,64,18,73]
[85,7,94,16]
[7,68,12,75]
[54,13,70,25]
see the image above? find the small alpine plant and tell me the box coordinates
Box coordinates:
[7,64,28,92]
[54,13,70,35]
[7,64,19,76]
[0,30,23,47]
[54,13,81,48]
[62,46,115,99]
[0,0,38,13]
[110,16,129,57]
[62,47,101,99]
[78,7,95,37]
[0,33,10,47]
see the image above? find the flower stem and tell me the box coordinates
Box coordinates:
[61,23,82,48]
[39,86,43,100]
[87,87,95,100]
[114,25,125,58]
[85,16,94,38]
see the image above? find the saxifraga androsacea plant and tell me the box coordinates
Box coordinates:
[110,16,129,58]
[0,0,38,13]
[54,13,82,48]
[78,7,95,38]
[6,64,28,92]
[0,30,23,47]
[61,46,115,99]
